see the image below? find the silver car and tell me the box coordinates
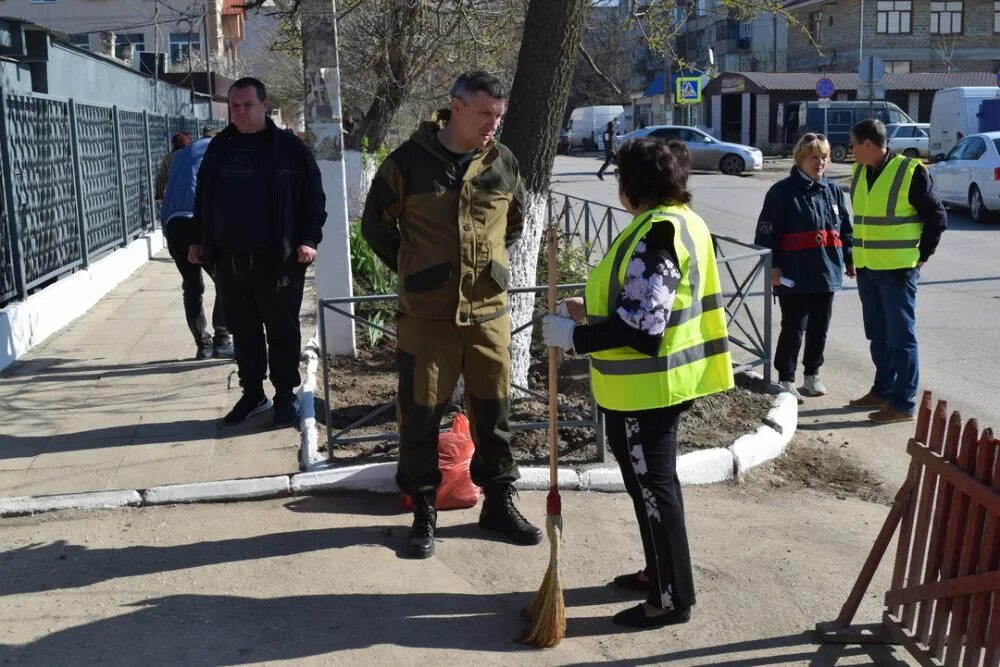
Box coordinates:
[619,125,764,175]
[886,123,930,159]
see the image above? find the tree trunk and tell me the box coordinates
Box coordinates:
[502,0,588,396]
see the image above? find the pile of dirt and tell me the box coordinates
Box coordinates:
[744,433,892,505]
[317,343,775,466]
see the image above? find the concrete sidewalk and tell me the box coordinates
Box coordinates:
[0,486,915,665]
[0,252,303,499]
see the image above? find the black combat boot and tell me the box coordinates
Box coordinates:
[479,484,543,545]
[408,491,437,558]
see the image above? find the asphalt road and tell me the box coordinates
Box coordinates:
[551,154,1000,488]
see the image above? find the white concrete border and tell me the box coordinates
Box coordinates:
[143,476,290,505]
[0,230,164,373]
[0,379,798,516]
[0,490,142,517]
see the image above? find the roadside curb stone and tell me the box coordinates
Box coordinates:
[0,490,142,518]
[143,476,290,506]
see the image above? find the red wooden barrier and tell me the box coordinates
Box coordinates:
[817,391,1000,666]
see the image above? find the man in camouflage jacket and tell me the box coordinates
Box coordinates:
[362,71,541,559]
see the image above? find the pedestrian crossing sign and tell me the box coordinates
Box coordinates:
[676,77,702,104]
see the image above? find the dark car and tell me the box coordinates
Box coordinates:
[780,100,913,162]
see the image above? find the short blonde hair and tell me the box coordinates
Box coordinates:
[793,133,831,166]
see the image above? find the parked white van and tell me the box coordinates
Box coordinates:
[564,105,625,152]
[929,87,1000,156]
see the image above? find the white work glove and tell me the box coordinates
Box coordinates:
[555,300,571,319]
[543,314,576,351]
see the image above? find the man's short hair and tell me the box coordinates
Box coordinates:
[850,119,888,148]
[450,71,506,101]
[229,77,268,102]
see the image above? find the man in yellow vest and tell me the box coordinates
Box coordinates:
[846,119,946,423]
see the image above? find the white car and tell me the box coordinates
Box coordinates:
[620,125,763,175]
[929,131,1000,224]
[886,123,930,159]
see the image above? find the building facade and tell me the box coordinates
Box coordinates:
[678,1,789,73]
[5,0,244,73]
[785,0,1000,73]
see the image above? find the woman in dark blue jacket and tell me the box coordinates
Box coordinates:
[754,134,854,402]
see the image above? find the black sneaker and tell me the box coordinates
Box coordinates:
[272,393,299,428]
[408,492,437,558]
[479,484,543,545]
[223,392,271,425]
[195,344,214,360]
[213,339,234,359]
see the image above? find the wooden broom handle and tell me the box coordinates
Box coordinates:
[547,224,559,488]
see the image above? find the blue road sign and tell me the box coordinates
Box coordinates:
[676,77,702,104]
[816,77,836,99]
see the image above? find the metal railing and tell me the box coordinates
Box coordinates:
[310,192,772,469]
[317,283,605,467]
[0,87,203,306]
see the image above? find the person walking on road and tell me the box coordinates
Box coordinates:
[189,77,327,429]
[543,137,734,628]
[846,119,947,423]
[754,133,854,404]
[597,120,618,180]
[161,128,232,360]
[361,70,541,559]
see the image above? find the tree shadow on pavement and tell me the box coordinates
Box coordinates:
[0,418,222,458]
[0,584,641,662]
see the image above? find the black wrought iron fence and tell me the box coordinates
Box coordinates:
[309,191,773,469]
[0,87,201,307]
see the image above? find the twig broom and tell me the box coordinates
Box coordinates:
[523,222,566,648]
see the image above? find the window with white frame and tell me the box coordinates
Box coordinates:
[809,11,823,41]
[169,32,201,64]
[930,1,963,34]
[877,1,911,33]
[114,33,145,60]
[69,33,90,50]
[739,21,752,39]
[885,60,911,73]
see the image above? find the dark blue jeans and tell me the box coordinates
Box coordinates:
[857,267,920,413]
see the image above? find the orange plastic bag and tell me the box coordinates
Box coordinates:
[401,412,480,511]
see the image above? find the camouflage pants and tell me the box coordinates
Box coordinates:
[395,313,519,496]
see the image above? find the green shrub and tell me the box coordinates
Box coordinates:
[349,221,396,348]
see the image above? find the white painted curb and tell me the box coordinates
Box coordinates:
[298,338,322,471]
[514,467,580,491]
[143,476,290,505]
[291,463,397,494]
[0,490,142,517]
[0,388,798,517]
[730,392,798,477]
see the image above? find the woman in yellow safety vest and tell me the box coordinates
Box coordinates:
[543,137,733,629]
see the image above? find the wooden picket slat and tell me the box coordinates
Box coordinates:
[915,411,964,643]
[901,401,949,627]
[945,431,996,665]
[928,418,980,662]
[961,432,999,667]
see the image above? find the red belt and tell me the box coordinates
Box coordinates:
[778,230,842,251]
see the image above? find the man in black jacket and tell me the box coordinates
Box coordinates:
[189,77,326,428]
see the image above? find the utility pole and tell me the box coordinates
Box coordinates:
[153,0,160,112]
[300,0,356,356]
[663,51,673,124]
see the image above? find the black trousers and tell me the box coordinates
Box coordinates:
[606,401,695,612]
[165,218,228,347]
[597,152,615,176]
[213,249,305,395]
[774,291,834,382]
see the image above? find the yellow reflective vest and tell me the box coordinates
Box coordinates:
[850,155,922,270]
[584,204,734,412]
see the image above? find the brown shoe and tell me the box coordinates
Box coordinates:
[868,407,915,424]
[847,392,889,409]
